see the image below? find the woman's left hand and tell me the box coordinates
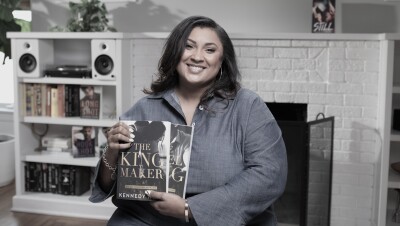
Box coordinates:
[146,190,186,219]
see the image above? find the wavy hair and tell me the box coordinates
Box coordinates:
[144,16,241,106]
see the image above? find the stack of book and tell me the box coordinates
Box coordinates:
[41,135,71,156]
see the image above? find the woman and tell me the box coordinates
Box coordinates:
[90,15,287,226]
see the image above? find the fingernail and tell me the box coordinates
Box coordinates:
[130,133,135,139]
[129,138,134,142]
[145,190,151,197]
[129,127,134,133]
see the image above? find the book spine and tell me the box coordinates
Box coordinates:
[71,85,80,117]
[64,85,71,117]
[34,84,42,116]
[41,84,47,117]
[25,83,34,116]
[57,84,65,117]
[70,166,75,196]
[50,87,58,117]
[46,85,52,117]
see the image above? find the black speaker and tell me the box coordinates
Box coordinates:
[94,54,114,76]
[394,109,400,131]
[19,53,37,73]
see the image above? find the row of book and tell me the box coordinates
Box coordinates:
[24,162,91,196]
[22,83,101,119]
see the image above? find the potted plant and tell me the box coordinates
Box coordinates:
[51,0,116,32]
[0,0,21,64]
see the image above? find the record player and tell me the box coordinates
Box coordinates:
[44,65,92,78]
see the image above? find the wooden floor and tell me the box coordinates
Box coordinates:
[0,181,107,226]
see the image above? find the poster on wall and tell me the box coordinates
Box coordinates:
[312,0,335,33]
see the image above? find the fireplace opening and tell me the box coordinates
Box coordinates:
[266,102,334,226]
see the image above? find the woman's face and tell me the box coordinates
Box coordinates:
[176,27,223,90]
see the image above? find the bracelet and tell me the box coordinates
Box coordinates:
[102,144,117,180]
[184,199,190,223]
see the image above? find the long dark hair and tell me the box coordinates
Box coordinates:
[144,16,241,106]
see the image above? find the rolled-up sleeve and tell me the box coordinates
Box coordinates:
[89,159,117,203]
[188,94,288,225]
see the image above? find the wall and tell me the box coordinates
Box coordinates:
[130,36,381,226]
[30,0,400,34]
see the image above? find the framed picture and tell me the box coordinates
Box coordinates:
[312,0,336,33]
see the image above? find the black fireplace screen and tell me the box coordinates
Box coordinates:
[273,116,334,226]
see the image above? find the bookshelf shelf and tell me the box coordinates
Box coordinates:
[24,116,116,127]
[12,193,115,220]
[21,77,117,86]
[23,153,100,167]
[9,33,132,220]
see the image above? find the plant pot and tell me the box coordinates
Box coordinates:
[0,134,15,187]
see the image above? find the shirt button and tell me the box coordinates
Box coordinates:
[198,105,204,111]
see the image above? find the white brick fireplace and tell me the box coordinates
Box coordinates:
[130,33,393,226]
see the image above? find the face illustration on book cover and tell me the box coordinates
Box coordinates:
[312,0,335,33]
[72,126,96,158]
[168,124,193,198]
[80,85,101,119]
[117,121,170,201]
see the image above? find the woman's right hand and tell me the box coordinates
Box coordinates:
[99,121,134,191]
[107,121,134,152]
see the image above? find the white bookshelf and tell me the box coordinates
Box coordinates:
[7,32,134,219]
[378,40,400,226]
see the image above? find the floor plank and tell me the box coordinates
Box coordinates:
[0,181,108,226]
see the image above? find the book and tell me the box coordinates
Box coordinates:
[116,120,193,201]
[312,0,335,33]
[42,135,72,149]
[80,85,101,119]
[72,126,96,158]
[65,85,80,117]
[24,83,34,116]
[168,124,194,198]
[50,86,59,117]
[117,121,170,201]
[57,84,65,117]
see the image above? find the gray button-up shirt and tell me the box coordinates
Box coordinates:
[90,88,287,226]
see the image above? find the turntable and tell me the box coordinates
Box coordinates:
[44,65,92,78]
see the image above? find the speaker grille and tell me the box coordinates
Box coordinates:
[94,54,114,75]
[19,53,37,73]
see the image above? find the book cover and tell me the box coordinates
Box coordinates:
[72,126,96,158]
[168,124,194,198]
[312,0,335,33]
[117,120,171,201]
[80,85,101,119]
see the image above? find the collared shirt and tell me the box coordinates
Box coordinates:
[90,88,287,226]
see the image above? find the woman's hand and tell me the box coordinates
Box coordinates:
[146,190,186,220]
[99,121,134,192]
[107,121,135,151]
